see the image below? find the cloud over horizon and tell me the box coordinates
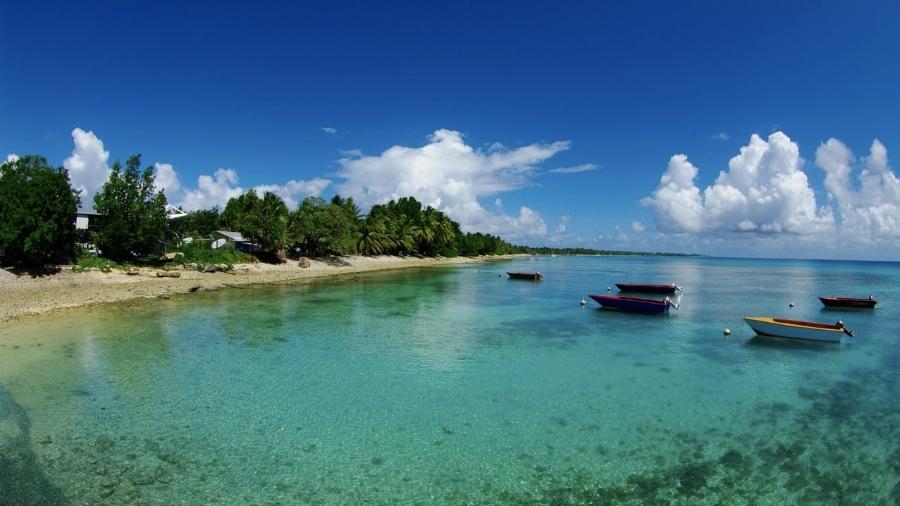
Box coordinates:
[336,129,569,240]
[642,131,900,255]
[816,138,900,242]
[643,131,834,235]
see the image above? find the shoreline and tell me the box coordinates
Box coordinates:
[0,255,518,324]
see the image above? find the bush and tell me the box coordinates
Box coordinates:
[0,156,79,267]
[169,242,253,266]
[72,255,122,273]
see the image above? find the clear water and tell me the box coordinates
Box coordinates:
[1,256,899,504]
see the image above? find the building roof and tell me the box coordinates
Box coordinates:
[215,230,247,242]
[165,204,188,219]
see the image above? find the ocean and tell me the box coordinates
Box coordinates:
[1,255,898,504]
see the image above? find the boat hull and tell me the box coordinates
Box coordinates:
[819,296,876,308]
[615,283,679,294]
[743,317,845,342]
[507,272,542,281]
[589,295,669,314]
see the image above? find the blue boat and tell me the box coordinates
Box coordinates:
[589,294,677,314]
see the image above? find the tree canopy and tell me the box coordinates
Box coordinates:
[0,155,80,267]
[220,190,289,257]
[93,155,168,260]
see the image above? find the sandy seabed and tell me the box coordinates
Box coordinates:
[0,255,515,323]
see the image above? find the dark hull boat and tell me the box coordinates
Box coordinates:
[507,272,542,281]
[588,294,676,314]
[615,283,680,294]
[819,296,877,308]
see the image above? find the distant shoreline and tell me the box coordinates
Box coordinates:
[0,255,520,324]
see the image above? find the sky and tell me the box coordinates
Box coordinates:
[2,0,900,260]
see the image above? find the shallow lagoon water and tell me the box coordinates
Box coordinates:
[2,256,899,504]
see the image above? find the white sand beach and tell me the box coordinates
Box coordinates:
[0,255,515,323]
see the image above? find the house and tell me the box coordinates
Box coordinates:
[212,230,254,253]
[75,210,104,231]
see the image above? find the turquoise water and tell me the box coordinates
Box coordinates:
[2,256,899,504]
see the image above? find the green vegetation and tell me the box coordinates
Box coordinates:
[169,208,220,240]
[71,254,122,273]
[170,242,253,266]
[0,149,692,269]
[220,190,289,258]
[0,156,80,268]
[93,155,168,261]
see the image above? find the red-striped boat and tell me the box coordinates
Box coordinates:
[615,283,681,294]
[819,296,877,309]
[589,294,678,314]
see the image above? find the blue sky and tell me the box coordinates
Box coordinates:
[2,1,900,259]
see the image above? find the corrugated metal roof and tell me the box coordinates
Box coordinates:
[215,230,246,242]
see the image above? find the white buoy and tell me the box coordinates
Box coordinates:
[789,302,795,308]
[580,296,587,306]
[723,328,731,336]
[607,286,611,291]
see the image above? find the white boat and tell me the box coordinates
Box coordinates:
[743,316,853,343]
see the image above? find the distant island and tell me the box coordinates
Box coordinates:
[514,247,699,257]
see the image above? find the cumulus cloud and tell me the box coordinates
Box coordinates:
[643,131,834,235]
[5,154,18,163]
[632,221,646,233]
[165,167,331,211]
[153,162,182,201]
[252,178,331,209]
[336,129,570,240]
[816,138,900,241]
[63,128,110,209]
[550,163,598,174]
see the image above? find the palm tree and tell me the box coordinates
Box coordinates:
[357,218,393,255]
[434,214,456,250]
[394,219,418,255]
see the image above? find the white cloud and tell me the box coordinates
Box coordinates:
[336,129,569,240]
[643,132,834,235]
[494,198,503,208]
[321,127,337,135]
[63,128,110,210]
[550,163,598,174]
[252,178,331,209]
[164,166,331,211]
[153,162,182,201]
[711,132,730,141]
[815,138,900,241]
[179,168,245,211]
[632,221,646,233]
[5,154,18,163]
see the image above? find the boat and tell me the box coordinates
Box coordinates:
[507,272,542,281]
[588,294,678,314]
[615,283,681,294]
[743,316,853,342]
[819,296,877,309]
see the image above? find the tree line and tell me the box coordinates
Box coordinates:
[0,154,522,268]
[0,153,693,269]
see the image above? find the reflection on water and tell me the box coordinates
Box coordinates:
[0,257,899,504]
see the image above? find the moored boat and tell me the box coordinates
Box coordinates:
[588,294,677,314]
[507,272,542,281]
[819,296,877,309]
[743,316,853,342]
[615,283,680,294]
